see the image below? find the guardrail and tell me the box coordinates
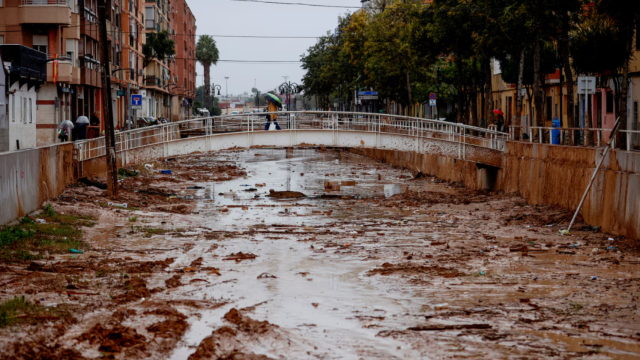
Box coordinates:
[508,125,640,151]
[74,111,508,162]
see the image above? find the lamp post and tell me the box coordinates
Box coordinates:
[279,81,301,128]
[224,77,229,98]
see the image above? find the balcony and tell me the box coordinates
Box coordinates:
[79,57,101,88]
[81,8,99,40]
[18,0,72,25]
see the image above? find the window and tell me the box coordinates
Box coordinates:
[33,35,48,54]
[10,94,14,122]
[145,6,155,29]
[66,39,74,63]
[22,98,26,124]
[0,36,4,45]
[546,96,552,121]
[606,91,614,113]
[29,98,32,123]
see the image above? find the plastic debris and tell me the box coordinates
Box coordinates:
[433,303,449,310]
[187,186,205,190]
[70,248,83,254]
[608,237,615,241]
[240,184,251,187]
[221,206,229,212]
[607,247,616,250]
[161,170,172,175]
[591,276,597,280]
[559,230,570,236]
[144,163,154,170]
[108,202,128,208]
[479,271,485,275]
[35,218,47,224]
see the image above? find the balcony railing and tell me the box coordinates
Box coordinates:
[21,0,70,5]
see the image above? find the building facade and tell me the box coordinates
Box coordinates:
[0,0,196,148]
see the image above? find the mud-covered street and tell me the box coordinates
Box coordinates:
[1,148,639,359]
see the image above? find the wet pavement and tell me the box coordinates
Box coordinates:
[2,148,640,359]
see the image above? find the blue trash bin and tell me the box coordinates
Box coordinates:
[551,118,561,145]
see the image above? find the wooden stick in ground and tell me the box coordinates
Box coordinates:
[566,117,621,232]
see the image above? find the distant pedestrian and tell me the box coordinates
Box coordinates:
[76,116,90,140]
[90,112,100,126]
[262,93,283,131]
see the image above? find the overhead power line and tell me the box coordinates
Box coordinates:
[231,0,360,8]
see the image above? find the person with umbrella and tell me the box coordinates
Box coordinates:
[262,92,282,131]
[76,116,90,140]
[493,109,505,132]
[58,120,74,142]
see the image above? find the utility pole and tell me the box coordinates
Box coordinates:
[98,0,118,198]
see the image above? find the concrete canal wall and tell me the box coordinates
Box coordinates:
[357,142,640,240]
[0,144,75,225]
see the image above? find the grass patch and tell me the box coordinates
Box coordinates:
[129,216,138,222]
[0,212,95,263]
[0,296,70,328]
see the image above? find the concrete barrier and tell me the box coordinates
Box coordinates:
[357,142,640,240]
[0,143,75,225]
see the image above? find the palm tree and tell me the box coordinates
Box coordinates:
[196,35,220,111]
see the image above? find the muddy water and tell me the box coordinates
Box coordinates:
[58,148,640,359]
[165,150,429,358]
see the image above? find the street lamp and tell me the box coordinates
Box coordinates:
[224,77,229,98]
[279,81,301,128]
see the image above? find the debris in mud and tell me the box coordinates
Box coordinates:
[257,272,277,279]
[223,252,258,261]
[367,263,464,278]
[145,307,189,339]
[408,324,492,331]
[244,188,258,192]
[267,191,305,199]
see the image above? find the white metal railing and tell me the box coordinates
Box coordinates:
[21,0,70,5]
[74,111,508,162]
[508,125,640,151]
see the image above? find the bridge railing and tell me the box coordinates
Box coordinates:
[508,125,640,151]
[75,111,508,161]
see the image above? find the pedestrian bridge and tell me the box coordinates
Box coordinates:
[75,111,507,177]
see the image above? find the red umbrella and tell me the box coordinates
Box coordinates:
[493,109,504,116]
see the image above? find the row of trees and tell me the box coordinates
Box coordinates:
[300,0,639,141]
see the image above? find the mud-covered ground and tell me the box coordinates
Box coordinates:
[1,148,639,359]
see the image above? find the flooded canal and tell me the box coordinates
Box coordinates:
[1,148,640,359]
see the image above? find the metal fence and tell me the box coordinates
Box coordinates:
[508,125,640,151]
[75,111,508,162]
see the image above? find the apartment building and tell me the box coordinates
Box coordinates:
[489,28,639,147]
[0,0,196,147]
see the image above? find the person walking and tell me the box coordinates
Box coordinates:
[262,93,283,130]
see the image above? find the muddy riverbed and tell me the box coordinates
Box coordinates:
[1,148,639,359]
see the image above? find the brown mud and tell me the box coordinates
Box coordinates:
[1,148,639,359]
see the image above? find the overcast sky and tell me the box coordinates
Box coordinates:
[188,0,361,97]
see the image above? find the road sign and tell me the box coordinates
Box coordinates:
[285,98,290,105]
[131,94,142,110]
[357,91,378,96]
[359,95,378,100]
[429,99,437,106]
[429,93,436,100]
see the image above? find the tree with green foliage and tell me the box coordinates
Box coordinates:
[196,35,220,114]
[143,31,176,68]
[595,0,640,147]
